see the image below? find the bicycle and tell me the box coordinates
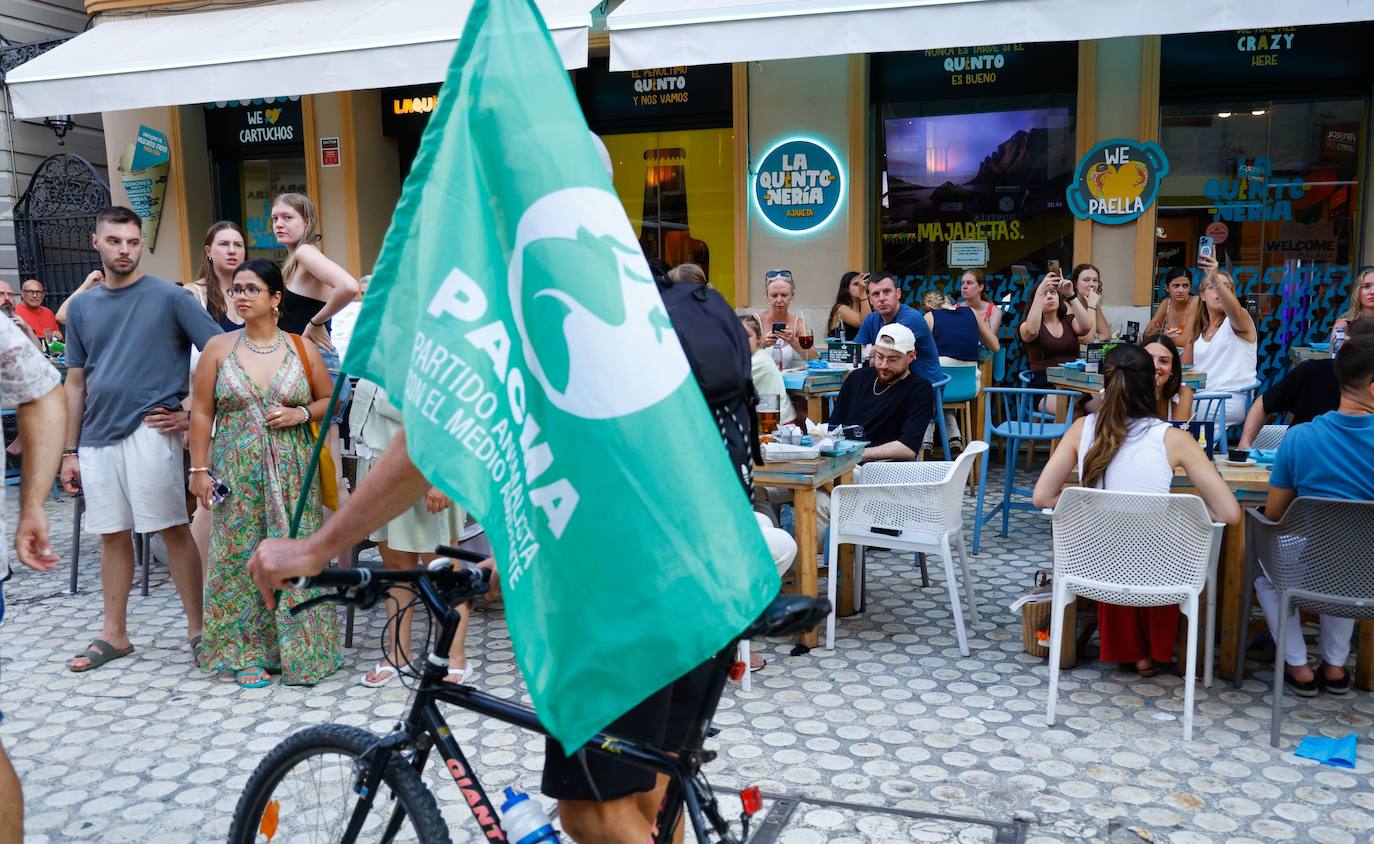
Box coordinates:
[227,546,831,843]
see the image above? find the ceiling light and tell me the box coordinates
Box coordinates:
[1217,112,1232,119]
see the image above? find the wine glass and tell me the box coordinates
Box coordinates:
[798,331,814,351]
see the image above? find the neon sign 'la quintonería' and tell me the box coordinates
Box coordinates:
[1203,157,1308,222]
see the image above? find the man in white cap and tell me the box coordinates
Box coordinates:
[829,322,933,461]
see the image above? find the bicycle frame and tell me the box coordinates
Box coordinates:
[343,571,743,844]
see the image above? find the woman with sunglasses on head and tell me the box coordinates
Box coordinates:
[755,269,816,367]
[1034,344,1239,676]
[189,259,342,689]
[826,271,870,342]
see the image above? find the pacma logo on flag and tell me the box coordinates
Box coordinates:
[405,188,688,584]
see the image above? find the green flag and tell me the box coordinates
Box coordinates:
[345,0,779,748]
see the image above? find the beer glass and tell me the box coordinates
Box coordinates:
[756,394,781,435]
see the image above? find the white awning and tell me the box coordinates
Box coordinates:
[7,0,596,119]
[609,0,1374,71]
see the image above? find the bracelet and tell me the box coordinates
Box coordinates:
[63,447,77,455]
[299,407,311,424]
[309,317,326,327]
[188,467,210,475]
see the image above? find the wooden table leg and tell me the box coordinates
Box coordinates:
[807,395,822,423]
[1357,620,1374,692]
[1215,522,1245,682]
[793,486,819,648]
[834,469,855,619]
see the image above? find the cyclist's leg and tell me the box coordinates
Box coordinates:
[637,660,719,843]
[543,685,671,843]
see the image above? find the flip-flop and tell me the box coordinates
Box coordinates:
[68,639,134,673]
[360,661,402,688]
[443,665,474,685]
[235,667,271,689]
[190,634,203,669]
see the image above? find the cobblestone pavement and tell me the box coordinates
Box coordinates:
[2,476,1373,843]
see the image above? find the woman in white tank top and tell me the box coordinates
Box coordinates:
[1034,345,1240,675]
[1190,255,1257,426]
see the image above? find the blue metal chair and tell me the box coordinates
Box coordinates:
[930,374,952,461]
[1191,392,1232,454]
[935,361,980,462]
[973,386,1080,553]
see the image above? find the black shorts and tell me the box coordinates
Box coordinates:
[541,661,715,802]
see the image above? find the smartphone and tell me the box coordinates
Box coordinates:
[1047,259,1061,275]
[1198,235,1215,260]
[772,322,786,333]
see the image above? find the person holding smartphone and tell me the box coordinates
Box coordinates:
[1018,270,1093,391]
[1190,253,1257,428]
[754,269,815,367]
[189,259,340,689]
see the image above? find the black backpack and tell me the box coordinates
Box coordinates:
[659,280,762,495]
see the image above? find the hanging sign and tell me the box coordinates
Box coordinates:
[118,125,171,251]
[1065,138,1169,225]
[753,138,844,234]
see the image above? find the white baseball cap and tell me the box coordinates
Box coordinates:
[875,323,916,354]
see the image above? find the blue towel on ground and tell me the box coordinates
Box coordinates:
[1295,732,1357,768]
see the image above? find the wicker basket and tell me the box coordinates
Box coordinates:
[1018,570,1054,658]
[1021,599,1053,658]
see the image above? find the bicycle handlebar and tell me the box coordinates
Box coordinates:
[290,557,491,593]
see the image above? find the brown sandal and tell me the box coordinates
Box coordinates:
[68,639,134,673]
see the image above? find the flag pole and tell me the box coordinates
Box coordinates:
[288,375,346,538]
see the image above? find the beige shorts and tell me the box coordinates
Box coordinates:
[79,423,188,535]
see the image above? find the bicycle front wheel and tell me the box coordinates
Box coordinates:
[228,723,451,844]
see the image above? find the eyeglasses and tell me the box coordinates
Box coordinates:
[21,289,42,296]
[0,292,15,299]
[229,284,266,298]
[765,269,793,282]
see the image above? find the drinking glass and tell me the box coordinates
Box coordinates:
[756,394,781,435]
[798,331,814,351]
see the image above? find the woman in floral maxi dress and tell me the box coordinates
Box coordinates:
[189,258,341,687]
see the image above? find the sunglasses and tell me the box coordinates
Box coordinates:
[765,270,793,282]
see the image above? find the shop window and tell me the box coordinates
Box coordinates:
[238,158,309,263]
[600,128,736,301]
[1156,98,1363,384]
[878,104,1075,295]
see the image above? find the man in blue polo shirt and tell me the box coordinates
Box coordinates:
[1255,332,1374,697]
[853,272,942,385]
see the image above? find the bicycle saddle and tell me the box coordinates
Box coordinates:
[741,594,832,639]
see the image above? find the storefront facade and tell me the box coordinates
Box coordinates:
[11,3,1374,385]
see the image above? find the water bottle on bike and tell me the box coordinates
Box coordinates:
[500,787,559,843]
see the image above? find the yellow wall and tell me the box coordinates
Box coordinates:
[601,127,737,302]
[349,90,403,276]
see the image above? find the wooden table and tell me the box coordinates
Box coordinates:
[1289,345,1330,363]
[755,448,863,648]
[785,367,851,422]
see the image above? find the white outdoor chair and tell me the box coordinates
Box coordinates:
[1249,424,1288,451]
[1046,488,1224,741]
[825,442,987,654]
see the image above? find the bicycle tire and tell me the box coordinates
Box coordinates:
[227,723,452,844]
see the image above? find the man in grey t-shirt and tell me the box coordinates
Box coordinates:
[61,206,222,672]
